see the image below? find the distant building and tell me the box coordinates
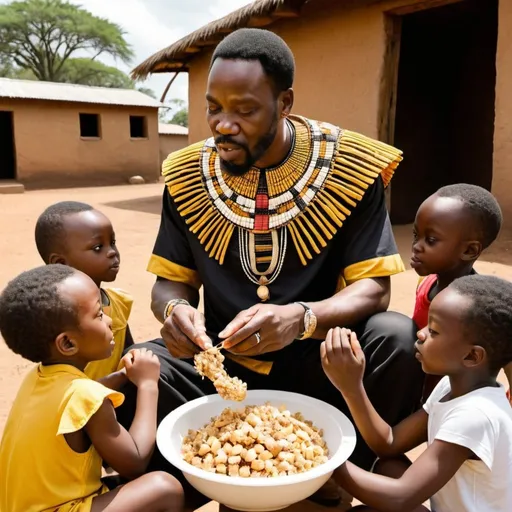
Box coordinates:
[0,78,162,190]
[133,0,512,225]
[158,123,189,164]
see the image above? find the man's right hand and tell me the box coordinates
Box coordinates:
[161,304,212,358]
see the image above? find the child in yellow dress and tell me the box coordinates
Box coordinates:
[0,264,184,512]
[35,201,133,383]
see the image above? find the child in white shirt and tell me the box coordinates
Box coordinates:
[322,274,512,512]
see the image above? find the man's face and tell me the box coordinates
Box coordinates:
[206,58,280,175]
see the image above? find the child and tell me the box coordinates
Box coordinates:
[321,275,512,512]
[0,265,184,512]
[409,183,512,400]
[35,201,133,383]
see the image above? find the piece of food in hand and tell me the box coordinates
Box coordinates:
[194,346,247,401]
[182,404,329,477]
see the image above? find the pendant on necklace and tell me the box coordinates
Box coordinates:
[257,276,270,302]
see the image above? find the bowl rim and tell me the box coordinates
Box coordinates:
[156,389,357,487]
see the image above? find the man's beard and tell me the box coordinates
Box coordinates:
[217,115,279,176]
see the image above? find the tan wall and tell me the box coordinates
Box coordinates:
[159,133,189,164]
[493,0,512,222]
[187,0,512,223]
[188,0,391,143]
[0,99,160,188]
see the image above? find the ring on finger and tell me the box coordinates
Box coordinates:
[255,332,261,345]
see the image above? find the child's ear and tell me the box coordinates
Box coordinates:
[48,253,67,265]
[461,240,482,262]
[55,333,79,357]
[463,345,486,368]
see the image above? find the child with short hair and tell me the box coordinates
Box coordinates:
[0,265,184,512]
[35,201,133,383]
[322,275,512,512]
[409,183,512,399]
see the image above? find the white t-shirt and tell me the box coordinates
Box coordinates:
[423,377,512,512]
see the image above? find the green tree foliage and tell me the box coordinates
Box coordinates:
[0,0,133,84]
[160,98,188,127]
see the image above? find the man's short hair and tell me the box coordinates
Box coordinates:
[437,184,502,249]
[35,201,93,263]
[211,28,295,93]
[451,275,512,373]
[0,265,78,363]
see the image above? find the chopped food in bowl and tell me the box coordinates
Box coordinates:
[157,390,357,511]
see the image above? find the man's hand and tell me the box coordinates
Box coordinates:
[220,303,303,356]
[161,304,212,358]
[321,327,365,396]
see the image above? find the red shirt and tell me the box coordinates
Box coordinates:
[412,274,438,329]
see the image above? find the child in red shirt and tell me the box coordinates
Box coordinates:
[410,183,511,402]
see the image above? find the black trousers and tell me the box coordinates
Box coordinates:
[116,311,423,477]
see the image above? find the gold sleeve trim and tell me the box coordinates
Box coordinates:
[344,254,405,284]
[147,254,202,290]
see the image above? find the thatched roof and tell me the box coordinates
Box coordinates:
[132,0,310,79]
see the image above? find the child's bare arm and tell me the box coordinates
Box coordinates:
[85,348,160,480]
[97,368,128,391]
[334,440,472,512]
[321,327,428,457]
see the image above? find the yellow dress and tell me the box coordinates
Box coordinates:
[85,288,133,381]
[0,364,124,512]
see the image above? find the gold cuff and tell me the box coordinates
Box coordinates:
[163,299,190,321]
[295,302,317,340]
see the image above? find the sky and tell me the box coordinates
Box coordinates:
[1,0,251,104]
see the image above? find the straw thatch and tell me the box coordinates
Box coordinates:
[131,0,309,79]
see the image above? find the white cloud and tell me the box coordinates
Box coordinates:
[70,0,251,102]
[0,0,251,102]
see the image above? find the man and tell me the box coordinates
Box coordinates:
[117,28,423,504]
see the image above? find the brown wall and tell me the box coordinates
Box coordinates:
[493,0,512,223]
[188,0,389,142]
[0,99,160,188]
[159,133,189,164]
[186,0,512,225]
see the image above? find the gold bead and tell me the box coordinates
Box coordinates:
[257,285,270,302]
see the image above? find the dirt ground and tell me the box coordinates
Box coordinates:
[0,183,510,510]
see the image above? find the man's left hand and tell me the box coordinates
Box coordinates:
[219,303,304,356]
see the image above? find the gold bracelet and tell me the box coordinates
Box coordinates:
[163,299,190,321]
[295,301,317,340]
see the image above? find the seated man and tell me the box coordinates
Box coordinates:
[117,28,423,502]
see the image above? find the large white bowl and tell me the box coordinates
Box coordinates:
[156,390,356,511]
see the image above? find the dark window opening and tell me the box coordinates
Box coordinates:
[130,116,148,138]
[79,113,101,138]
[0,111,16,180]
[390,0,498,224]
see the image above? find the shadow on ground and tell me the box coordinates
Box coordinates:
[102,195,162,215]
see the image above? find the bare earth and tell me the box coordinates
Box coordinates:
[1,183,510,511]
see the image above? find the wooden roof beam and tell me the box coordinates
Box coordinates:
[273,6,301,18]
[184,46,202,53]
[247,16,275,27]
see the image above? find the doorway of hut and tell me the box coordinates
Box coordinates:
[387,0,498,225]
[0,111,16,180]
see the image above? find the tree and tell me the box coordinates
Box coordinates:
[160,98,189,127]
[57,58,134,88]
[0,0,133,84]
[137,86,157,99]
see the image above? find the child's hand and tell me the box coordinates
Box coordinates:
[122,348,160,387]
[321,327,365,396]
